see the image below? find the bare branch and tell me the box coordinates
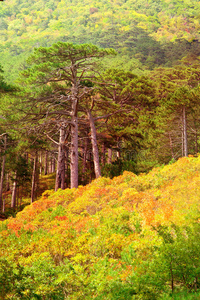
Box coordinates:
[45,133,59,145]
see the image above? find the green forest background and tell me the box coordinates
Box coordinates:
[1,0,200,81]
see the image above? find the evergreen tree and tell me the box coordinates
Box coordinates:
[20,42,115,188]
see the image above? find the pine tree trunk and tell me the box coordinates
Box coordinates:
[108,148,112,164]
[39,151,42,175]
[0,134,6,212]
[89,152,93,181]
[44,151,48,175]
[70,83,79,189]
[55,126,66,191]
[87,110,101,178]
[65,149,69,188]
[82,137,88,183]
[182,106,188,157]
[31,151,38,203]
[52,156,56,173]
[71,115,78,188]
[11,171,17,209]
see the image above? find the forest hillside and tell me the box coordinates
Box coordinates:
[0,155,199,299]
[1,0,200,82]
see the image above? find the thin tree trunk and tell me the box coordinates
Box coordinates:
[44,151,48,175]
[89,152,93,182]
[182,106,188,157]
[65,148,69,188]
[11,171,17,209]
[0,134,6,212]
[31,152,38,203]
[51,157,54,173]
[55,126,66,191]
[52,156,56,173]
[71,115,78,188]
[70,83,79,189]
[49,157,52,174]
[48,159,52,174]
[2,197,5,213]
[87,110,101,178]
[82,138,88,183]
[181,128,184,157]
[39,151,42,175]
[108,148,112,164]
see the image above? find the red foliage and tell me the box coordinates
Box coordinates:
[55,216,68,221]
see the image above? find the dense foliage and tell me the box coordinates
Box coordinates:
[1,0,200,82]
[0,156,199,299]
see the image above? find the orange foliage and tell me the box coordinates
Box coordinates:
[55,216,68,221]
[0,154,200,291]
[7,219,23,236]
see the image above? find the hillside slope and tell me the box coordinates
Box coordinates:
[1,0,200,45]
[1,0,200,82]
[0,156,199,299]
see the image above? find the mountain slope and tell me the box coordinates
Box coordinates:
[0,155,199,299]
[1,0,200,82]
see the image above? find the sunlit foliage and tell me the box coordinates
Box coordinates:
[0,156,199,299]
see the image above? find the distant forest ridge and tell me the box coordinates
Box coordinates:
[0,0,200,82]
